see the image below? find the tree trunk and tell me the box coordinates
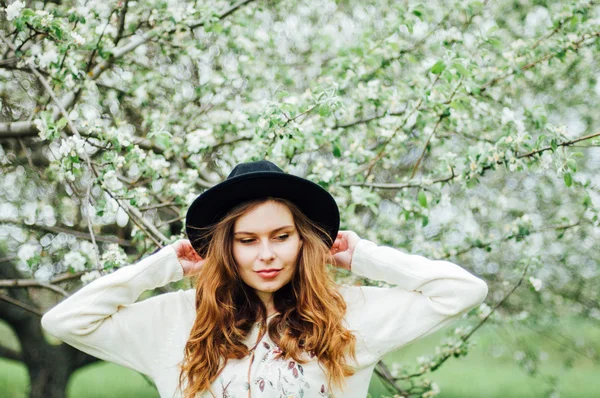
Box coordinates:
[1,256,99,398]
[26,346,70,398]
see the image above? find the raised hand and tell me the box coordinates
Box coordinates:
[330,230,361,271]
[170,239,206,277]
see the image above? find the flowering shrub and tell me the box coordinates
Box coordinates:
[1,0,599,396]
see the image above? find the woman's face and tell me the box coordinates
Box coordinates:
[232,201,303,303]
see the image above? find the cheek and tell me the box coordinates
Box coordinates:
[285,241,302,261]
[233,246,253,271]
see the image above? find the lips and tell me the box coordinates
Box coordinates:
[256,269,282,279]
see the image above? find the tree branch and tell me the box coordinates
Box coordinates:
[342,131,599,190]
[392,258,531,384]
[442,220,584,259]
[481,31,600,93]
[0,278,70,297]
[334,110,406,129]
[90,0,256,80]
[410,78,463,178]
[517,131,600,159]
[0,293,43,317]
[0,121,39,139]
[342,166,455,189]
[4,222,134,247]
[114,0,130,46]
[0,344,22,362]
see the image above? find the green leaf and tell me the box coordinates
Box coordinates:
[535,134,547,147]
[57,117,69,129]
[421,215,429,227]
[318,104,330,117]
[418,191,428,208]
[430,60,446,75]
[277,91,290,100]
[285,145,295,159]
[550,139,558,152]
[564,172,573,187]
[487,38,502,49]
[333,143,342,158]
[452,62,469,77]
[567,159,577,172]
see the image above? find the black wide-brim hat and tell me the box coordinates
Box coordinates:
[185,160,340,257]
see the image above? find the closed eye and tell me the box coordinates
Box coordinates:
[238,234,290,244]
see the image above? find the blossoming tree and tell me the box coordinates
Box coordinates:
[1,0,599,397]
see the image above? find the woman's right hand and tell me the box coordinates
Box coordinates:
[171,239,206,277]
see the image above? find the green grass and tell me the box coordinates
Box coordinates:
[1,318,599,397]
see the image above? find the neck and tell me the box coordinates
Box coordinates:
[255,291,276,317]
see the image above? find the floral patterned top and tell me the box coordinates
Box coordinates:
[201,315,330,398]
[42,239,488,398]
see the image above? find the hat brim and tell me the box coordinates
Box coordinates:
[185,172,340,256]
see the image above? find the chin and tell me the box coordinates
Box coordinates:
[253,281,285,293]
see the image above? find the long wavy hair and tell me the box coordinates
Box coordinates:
[177,197,356,397]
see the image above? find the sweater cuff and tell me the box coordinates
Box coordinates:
[160,245,185,282]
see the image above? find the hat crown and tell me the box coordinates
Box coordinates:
[227,160,283,179]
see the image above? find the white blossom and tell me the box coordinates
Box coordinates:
[477,303,492,319]
[149,156,170,175]
[529,276,543,291]
[79,240,98,264]
[4,0,25,21]
[38,49,59,68]
[71,31,86,45]
[17,243,39,263]
[132,187,151,206]
[100,243,128,268]
[102,170,124,191]
[170,181,188,196]
[501,107,515,125]
[64,251,87,272]
[116,206,129,227]
[186,129,214,153]
[35,10,54,27]
[58,136,89,158]
[34,264,53,282]
[81,270,102,284]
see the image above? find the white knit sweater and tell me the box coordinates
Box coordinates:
[41,239,488,398]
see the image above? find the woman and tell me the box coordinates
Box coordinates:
[41,160,488,398]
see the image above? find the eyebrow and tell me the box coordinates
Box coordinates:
[234,225,295,235]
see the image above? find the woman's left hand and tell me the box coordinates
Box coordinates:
[330,230,361,270]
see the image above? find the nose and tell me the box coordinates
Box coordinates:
[258,241,275,262]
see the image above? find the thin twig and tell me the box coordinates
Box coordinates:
[342,166,455,190]
[114,0,130,46]
[396,259,533,382]
[411,77,463,178]
[0,294,43,317]
[341,131,600,190]
[517,131,600,159]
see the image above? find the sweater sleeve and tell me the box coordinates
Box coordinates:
[342,239,488,363]
[41,245,189,378]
